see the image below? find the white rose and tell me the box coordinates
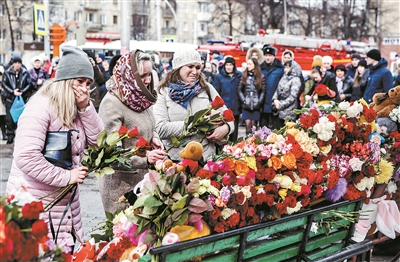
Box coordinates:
[355,177,374,191]
[349,157,364,171]
[387,181,398,194]
[198,185,207,196]
[347,102,363,118]
[221,208,236,220]
[318,130,333,141]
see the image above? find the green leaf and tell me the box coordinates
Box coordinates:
[196,132,206,141]
[143,206,158,215]
[170,136,181,147]
[96,129,107,147]
[101,167,115,175]
[158,179,172,195]
[106,131,120,146]
[95,149,104,166]
[192,108,208,125]
[144,195,164,207]
[171,194,188,211]
[172,210,190,227]
[197,124,211,132]
[133,195,150,209]
[104,154,118,164]
[171,207,187,221]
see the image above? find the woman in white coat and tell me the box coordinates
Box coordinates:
[153,49,234,162]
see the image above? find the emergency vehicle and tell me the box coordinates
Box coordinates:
[198,33,377,71]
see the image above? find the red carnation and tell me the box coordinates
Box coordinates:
[265,194,275,207]
[21,201,44,220]
[275,202,288,215]
[284,195,297,208]
[210,208,221,220]
[235,191,246,205]
[211,96,225,109]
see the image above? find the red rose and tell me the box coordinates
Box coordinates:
[265,183,278,193]
[222,175,232,186]
[21,201,44,220]
[196,169,215,179]
[301,197,311,207]
[264,167,276,181]
[235,191,246,205]
[128,126,140,138]
[265,194,275,207]
[31,220,48,239]
[247,207,255,217]
[214,222,226,233]
[211,96,225,109]
[227,212,240,228]
[118,125,129,136]
[222,109,235,122]
[210,180,221,190]
[136,136,150,149]
[284,195,297,208]
[210,208,221,220]
[275,202,288,215]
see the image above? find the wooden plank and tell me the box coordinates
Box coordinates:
[164,235,240,262]
[201,251,238,262]
[247,217,307,242]
[305,243,345,260]
[306,230,348,252]
[243,231,304,259]
[245,245,300,262]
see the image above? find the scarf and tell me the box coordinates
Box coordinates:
[109,51,156,112]
[336,76,345,94]
[168,80,203,109]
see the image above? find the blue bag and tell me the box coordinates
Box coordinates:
[9,96,25,123]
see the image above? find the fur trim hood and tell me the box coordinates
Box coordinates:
[246,47,264,65]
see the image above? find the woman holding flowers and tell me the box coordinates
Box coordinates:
[305,65,340,106]
[6,46,104,249]
[154,49,234,162]
[98,50,168,214]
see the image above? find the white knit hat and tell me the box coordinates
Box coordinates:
[172,49,201,69]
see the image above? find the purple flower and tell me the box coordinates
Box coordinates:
[326,178,348,202]
[220,186,231,203]
[394,167,400,182]
[367,142,380,164]
[208,194,216,205]
[252,126,272,141]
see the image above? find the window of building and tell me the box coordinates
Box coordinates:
[113,15,118,24]
[0,54,6,64]
[15,7,21,17]
[65,11,68,20]
[0,4,4,16]
[86,12,95,22]
[192,4,196,14]
[0,29,6,40]
[100,14,106,24]
[200,23,206,32]
[183,22,187,31]
[16,30,22,41]
[165,20,170,28]
[74,11,79,21]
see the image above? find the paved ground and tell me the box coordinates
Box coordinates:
[0,127,398,261]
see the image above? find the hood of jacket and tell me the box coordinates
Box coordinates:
[369,58,389,73]
[246,47,264,65]
[286,60,302,78]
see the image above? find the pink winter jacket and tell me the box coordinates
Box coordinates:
[6,94,104,246]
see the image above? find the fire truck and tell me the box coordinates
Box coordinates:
[197,34,377,71]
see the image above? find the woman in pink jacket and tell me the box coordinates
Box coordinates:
[6,46,104,251]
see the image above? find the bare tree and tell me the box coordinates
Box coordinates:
[211,0,246,37]
[5,0,15,51]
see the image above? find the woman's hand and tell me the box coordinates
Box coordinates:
[147,149,169,164]
[72,82,90,111]
[274,100,280,110]
[305,95,311,102]
[69,166,89,184]
[152,137,164,150]
[206,124,229,142]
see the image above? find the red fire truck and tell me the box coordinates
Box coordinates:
[197,34,376,71]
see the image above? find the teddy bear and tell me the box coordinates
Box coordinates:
[369,117,398,143]
[369,85,400,118]
[179,141,203,161]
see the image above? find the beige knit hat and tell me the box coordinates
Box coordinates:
[172,49,201,69]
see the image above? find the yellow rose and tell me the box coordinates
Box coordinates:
[286,128,299,136]
[266,133,285,144]
[244,156,257,171]
[280,175,293,189]
[320,144,332,155]
[285,121,297,129]
[290,183,302,192]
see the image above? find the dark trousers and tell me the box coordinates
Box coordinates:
[5,100,17,141]
[259,112,281,131]
[229,115,240,142]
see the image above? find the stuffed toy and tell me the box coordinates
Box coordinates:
[369,117,398,143]
[369,85,400,117]
[179,141,203,161]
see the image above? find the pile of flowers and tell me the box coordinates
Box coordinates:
[1,178,72,262]
[86,100,400,261]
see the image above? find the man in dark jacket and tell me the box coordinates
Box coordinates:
[259,46,284,130]
[2,55,31,144]
[363,49,393,104]
[214,57,242,142]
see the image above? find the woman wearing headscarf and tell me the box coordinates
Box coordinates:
[154,49,234,162]
[98,50,168,214]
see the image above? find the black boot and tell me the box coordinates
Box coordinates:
[6,135,14,144]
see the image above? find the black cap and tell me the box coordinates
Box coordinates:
[351,53,361,60]
[367,49,381,61]
[263,46,276,56]
[335,64,346,72]
[358,59,367,68]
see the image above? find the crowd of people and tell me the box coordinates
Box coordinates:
[2,44,399,253]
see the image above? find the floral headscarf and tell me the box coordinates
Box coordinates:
[109,51,157,112]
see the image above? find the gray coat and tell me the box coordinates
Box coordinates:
[272,60,302,121]
[98,85,160,214]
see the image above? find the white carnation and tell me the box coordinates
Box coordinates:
[355,177,375,191]
[338,101,350,110]
[349,158,364,171]
[347,101,363,118]
[386,180,398,194]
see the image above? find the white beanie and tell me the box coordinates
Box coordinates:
[172,49,201,69]
[31,55,43,66]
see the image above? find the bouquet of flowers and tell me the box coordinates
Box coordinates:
[43,125,150,211]
[1,178,71,262]
[168,96,234,150]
